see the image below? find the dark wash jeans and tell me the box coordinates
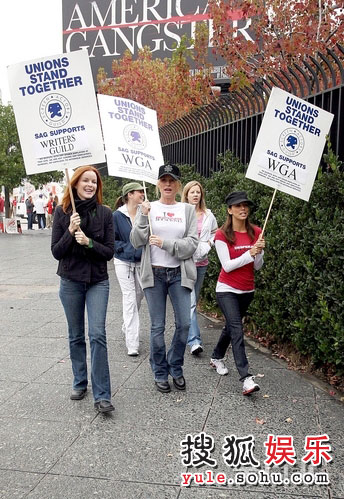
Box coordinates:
[59,278,111,402]
[144,266,191,382]
[212,291,254,381]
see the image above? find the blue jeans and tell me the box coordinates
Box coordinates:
[27,212,33,230]
[212,291,254,380]
[187,265,208,346]
[144,267,191,382]
[59,278,111,402]
[37,213,45,229]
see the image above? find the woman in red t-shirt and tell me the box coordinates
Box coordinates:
[210,191,265,396]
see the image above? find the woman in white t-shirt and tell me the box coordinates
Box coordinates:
[130,164,198,393]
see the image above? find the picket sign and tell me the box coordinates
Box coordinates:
[246,87,334,234]
[97,94,165,235]
[9,51,164,233]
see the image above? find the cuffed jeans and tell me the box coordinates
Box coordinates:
[114,261,144,353]
[59,278,112,402]
[144,267,191,382]
[187,265,208,347]
[212,291,254,380]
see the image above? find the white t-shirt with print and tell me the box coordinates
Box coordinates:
[149,201,186,268]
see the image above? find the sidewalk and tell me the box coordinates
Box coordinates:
[0,231,343,499]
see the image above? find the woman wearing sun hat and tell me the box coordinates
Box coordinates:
[130,164,198,393]
[113,182,145,356]
[210,191,265,396]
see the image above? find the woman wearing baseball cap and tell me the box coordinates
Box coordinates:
[113,182,145,356]
[210,191,265,396]
[130,164,198,393]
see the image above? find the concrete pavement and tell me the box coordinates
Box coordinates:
[0,230,343,499]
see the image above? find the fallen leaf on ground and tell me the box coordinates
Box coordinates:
[256,373,265,378]
[255,418,266,425]
[263,394,270,398]
[285,417,293,423]
[329,391,336,396]
[57,360,65,363]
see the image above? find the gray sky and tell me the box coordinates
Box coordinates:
[0,0,62,105]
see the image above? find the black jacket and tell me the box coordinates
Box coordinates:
[51,204,115,283]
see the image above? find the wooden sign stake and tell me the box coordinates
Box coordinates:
[143,180,153,235]
[261,188,277,237]
[65,168,76,214]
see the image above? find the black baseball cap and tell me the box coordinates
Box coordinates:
[157,163,180,181]
[225,191,253,207]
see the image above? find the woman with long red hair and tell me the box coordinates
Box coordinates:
[51,166,115,413]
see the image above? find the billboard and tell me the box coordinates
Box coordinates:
[62,0,255,85]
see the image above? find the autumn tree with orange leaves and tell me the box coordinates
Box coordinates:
[208,0,344,89]
[97,25,215,126]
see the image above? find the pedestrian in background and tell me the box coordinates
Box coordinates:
[210,191,265,396]
[25,196,34,230]
[51,166,115,413]
[130,164,198,393]
[113,182,145,357]
[34,194,46,229]
[45,194,54,229]
[182,181,217,355]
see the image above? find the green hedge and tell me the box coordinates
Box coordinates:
[180,151,344,375]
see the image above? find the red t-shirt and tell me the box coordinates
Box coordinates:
[215,226,261,291]
[47,200,54,214]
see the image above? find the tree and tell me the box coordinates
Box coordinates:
[208,0,344,89]
[0,103,64,216]
[97,27,216,126]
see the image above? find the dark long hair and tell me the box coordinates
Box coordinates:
[221,212,255,245]
[61,166,102,213]
[114,193,129,210]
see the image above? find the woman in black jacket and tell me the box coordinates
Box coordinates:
[51,166,115,413]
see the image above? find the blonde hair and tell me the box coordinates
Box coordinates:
[182,181,206,212]
[61,166,103,213]
[156,178,182,199]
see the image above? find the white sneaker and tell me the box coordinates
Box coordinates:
[242,376,260,396]
[210,358,228,375]
[190,344,204,355]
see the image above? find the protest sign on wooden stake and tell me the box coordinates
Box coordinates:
[246,87,334,232]
[8,50,105,176]
[246,87,333,200]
